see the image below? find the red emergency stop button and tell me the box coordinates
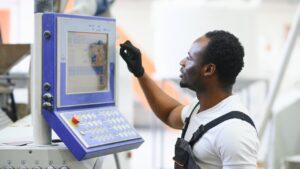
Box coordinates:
[72,115,80,125]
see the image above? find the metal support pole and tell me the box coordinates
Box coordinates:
[31,0,55,146]
[258,3,300,139]
[31,13,52,145]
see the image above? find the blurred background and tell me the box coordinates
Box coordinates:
[1,0,300,169]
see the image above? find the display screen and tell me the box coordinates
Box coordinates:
[67,31,109,94]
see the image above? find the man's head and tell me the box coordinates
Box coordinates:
[179,30,244,92]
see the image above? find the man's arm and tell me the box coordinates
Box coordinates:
[119,40,184,129]
[138,73,184,129]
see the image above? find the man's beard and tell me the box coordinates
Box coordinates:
[179,80,195,91]
[179,79,206,93]
[179,81,187,88]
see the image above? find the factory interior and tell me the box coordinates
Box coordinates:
[1,0,300,169]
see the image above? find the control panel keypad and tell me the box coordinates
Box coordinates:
[60,108,140,148]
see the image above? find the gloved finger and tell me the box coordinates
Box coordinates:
[121,43,140,53]
[120,40,131,47]
[120,47,131,61]
[120,43,134,53]
[120,40,140,55]
[120,48,135,65]
[121,40,137,50]
[120,46,135,58]
[119,47,127,57]
[124,40,133,46]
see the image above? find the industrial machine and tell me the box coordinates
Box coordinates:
[39,13,143,160]
[0,12,143,169]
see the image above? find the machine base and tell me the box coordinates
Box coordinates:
[0,144,103,169]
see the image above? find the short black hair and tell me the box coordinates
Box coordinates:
[204,30,244,89]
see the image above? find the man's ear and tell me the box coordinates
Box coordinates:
[203,63,216,76]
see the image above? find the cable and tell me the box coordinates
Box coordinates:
[113,153,121,169]
[6,73,17,122]
[93,157,99,169]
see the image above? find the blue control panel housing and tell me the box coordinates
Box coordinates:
[41,13,143,160]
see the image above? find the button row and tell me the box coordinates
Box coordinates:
[91,133,115,140]
[90,130,138,142]
[79,123,131,134]
[72,111,123,122]
[111,124,131,131]
[79,127,108,135]
[75,110,118,117]
[101,111,119,117]
[76,117,126,128]
[118,131,138,138]
[76,113,97,121]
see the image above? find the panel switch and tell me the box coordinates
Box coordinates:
[43,102,53,111]
[72,115,80,125]
[43,93,53,102]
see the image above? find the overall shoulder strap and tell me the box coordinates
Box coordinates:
[181,102,200,138]
[189,111,256,148]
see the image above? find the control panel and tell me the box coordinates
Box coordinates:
[59,108,140,148]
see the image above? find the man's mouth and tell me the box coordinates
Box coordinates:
[180,68,184,78]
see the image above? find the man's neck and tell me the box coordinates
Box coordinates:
[196,87,232,113]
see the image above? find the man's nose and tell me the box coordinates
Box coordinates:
[180,58,186,66]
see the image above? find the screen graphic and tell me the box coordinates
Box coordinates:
[67,31,108,94]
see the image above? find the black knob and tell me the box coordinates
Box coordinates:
[43,93,53,102]
[44,30,51,39]
[43,82,51,91]
[42,102,53,111]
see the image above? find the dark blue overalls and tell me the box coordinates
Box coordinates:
[173,102,256,169]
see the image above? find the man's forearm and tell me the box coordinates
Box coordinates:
[137,73,182,125]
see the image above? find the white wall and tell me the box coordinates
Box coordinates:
[151,1,259,79]
[112,0,299,84]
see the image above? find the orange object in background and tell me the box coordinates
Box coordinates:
[64,0,74,13]
[0,9,10,43]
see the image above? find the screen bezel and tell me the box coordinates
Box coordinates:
[56,16,115,108]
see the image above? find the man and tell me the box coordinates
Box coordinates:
[120,30,259,169]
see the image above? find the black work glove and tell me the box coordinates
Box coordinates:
[120,40,145,77]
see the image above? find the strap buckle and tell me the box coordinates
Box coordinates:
[198,124,204,132]
[190,124,205,147]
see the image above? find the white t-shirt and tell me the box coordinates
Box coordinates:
[181,95,259,169]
